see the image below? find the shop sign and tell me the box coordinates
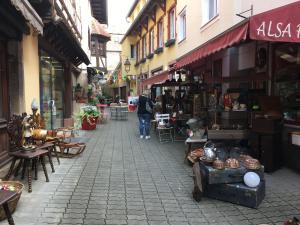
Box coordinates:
[250,2,300,43]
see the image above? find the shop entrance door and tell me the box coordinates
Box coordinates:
[40,50,64,130]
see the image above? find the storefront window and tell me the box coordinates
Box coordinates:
[274,43,300,124]
[40,50,65,130]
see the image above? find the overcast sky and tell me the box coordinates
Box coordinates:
[107,0,135,34]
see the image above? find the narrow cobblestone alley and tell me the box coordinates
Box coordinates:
[1,114,300,225]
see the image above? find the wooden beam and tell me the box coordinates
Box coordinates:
[156,0,166,13]
[142,18,148,31]
[147,6,156,23]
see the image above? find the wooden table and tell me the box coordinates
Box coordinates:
[110,106,128,120]
[0,190,18,225]
[5,149,50,193]
[185,137,207,159]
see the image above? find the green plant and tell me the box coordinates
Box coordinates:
[73,105,100,128]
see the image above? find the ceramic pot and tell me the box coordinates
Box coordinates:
[213,159,225,170]
[225,158,240,169]
[244,158,261,170]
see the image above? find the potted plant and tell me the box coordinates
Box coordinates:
[74,106,100,130]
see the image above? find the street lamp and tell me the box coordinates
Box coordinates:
[124,57,131,73]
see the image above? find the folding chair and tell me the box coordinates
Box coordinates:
[155,114,173,143]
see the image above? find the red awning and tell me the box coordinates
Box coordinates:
[142,71,169,87]
[176,22,249,69]
[250,1,300,43]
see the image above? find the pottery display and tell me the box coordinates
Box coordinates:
[225,158,240,169]
[244,158,261,170]
[213,159,225,170]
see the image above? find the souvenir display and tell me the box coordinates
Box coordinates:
[225,158,240,169]
[212,159,225,170]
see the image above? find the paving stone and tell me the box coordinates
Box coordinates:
[105,219,127,224]
[83,219,105,225]
[1,114,300,225]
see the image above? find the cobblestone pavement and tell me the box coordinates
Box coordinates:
[0,114,300,225]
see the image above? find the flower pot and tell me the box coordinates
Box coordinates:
[81,116,98,130]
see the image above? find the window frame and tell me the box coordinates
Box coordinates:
[157,18,164,48]
[201,0,219,26]
[142,35,147,59]
[178,8,186,43]
[130,44,135,59]
[149,28,155,54]
[168,6,176,40]
[136,41,140,63]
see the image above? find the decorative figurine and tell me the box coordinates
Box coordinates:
[22,115,33,147]
[31,98,42,128]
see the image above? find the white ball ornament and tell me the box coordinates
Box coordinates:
[244,172,260,188]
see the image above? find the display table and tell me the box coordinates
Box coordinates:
[0,191,18,225]
[5,149,50,193]
[185,137,207,159]
[110,106,128,120]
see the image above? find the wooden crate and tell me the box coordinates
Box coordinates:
[204,181,265,208]
[199,162,264,185]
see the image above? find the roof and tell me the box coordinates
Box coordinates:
[43,20,90,66]
[90,0,108,24]
[91,17,110,41]
[121,0,154,44]
[126,0,139,18]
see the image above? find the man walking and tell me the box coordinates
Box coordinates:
[137,90,153,139]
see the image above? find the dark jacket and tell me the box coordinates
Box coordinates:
[137,95,153,115]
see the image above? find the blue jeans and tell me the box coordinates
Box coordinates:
[138,114,151,136]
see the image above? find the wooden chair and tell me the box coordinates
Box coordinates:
[7,114,27,151]
[155,114,174,143]
[53,128,86,158]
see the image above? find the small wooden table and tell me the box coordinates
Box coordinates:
[0,190,18,225]
[5,149,50,193]
[185,137,207,159]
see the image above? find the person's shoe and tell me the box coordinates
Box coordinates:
[140,135,144,139]
[145,136,151,140]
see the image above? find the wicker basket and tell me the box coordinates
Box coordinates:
[0,181,24,221]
